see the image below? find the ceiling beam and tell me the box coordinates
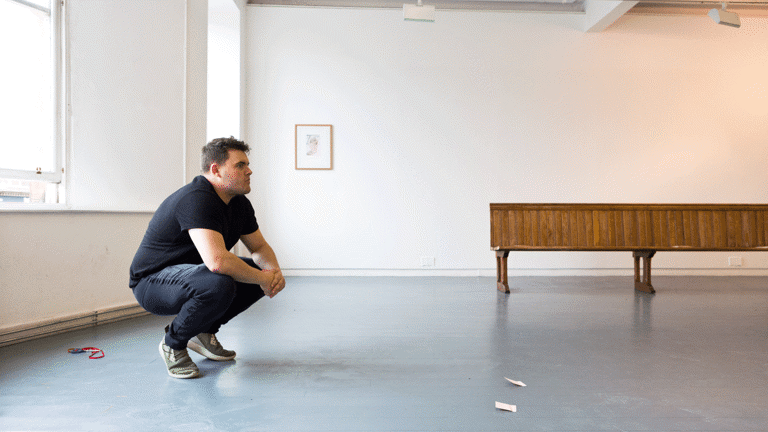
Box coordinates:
[583,0,638,32]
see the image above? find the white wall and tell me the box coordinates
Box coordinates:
[246,7,768,275]
[0,212,152,328]
[0,0,209,330]
[67,0,186,211]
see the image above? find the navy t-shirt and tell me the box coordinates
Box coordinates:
[129,175,258,288]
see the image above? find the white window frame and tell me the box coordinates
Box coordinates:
[0,0,64,185]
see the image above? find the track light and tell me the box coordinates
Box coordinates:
[403,0,435,22]
[708,2,741,28]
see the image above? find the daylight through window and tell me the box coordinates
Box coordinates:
[0,0,62,204]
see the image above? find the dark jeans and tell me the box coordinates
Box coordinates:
[132,258,265,350]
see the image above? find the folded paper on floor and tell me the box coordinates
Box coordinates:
[495,401,517,412]
[504,377,526,387]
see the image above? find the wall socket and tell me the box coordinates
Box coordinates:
[728,256,743,267]
[420,256,435,267]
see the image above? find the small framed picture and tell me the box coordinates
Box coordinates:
[295,124,333,170]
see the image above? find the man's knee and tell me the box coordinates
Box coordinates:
[192,270,237,304]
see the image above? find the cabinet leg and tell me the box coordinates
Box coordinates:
[632,250,656,294]
[496,251,510,293]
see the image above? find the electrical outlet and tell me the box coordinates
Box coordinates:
[420,256,435,267]
[728,256,742,267]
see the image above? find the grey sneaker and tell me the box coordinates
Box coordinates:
[188,333,236,361]
[159,339,200,379]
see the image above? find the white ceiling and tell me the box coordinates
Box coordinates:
[245,0,768,16]
[245,0,768,32]
[246,0,585,13]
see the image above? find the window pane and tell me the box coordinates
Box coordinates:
[0,177,59,204]
[0,0,53,172]
[24,0,50,10]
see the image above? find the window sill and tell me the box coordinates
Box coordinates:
[0,203,69,212]
[0,204,154,214]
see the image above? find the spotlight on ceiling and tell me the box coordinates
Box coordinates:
[708,2,741,28]
[404,0,435,22]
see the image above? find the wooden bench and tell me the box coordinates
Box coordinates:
[491,204,768,293]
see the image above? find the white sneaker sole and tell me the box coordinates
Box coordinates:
[159,340,200,379]
[187,339,236,361]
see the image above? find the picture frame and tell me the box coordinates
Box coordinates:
[295,124,333,170]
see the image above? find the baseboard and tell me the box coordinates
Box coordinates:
[283,268,768,277]
[284,268,487,277]
[0,303,150,348]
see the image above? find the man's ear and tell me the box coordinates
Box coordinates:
[209,162,221,178]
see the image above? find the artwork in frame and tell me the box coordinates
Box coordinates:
[295,124,333,170]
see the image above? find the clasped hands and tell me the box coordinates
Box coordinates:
[260,269,286,298]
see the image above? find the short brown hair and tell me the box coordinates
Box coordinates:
[201,137,250,172]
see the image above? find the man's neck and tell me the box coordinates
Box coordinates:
[202,174,233,205]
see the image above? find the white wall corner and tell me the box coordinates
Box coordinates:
[239,0,248,141]
[185,0,209,183]
[583,0,638,32]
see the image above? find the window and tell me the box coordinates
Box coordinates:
[0,0,63,205]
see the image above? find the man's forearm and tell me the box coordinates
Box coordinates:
[249,242,286,297]
[215,250,273,286]
[251,243,281,271]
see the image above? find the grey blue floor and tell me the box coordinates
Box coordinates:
[2,276,768,431]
